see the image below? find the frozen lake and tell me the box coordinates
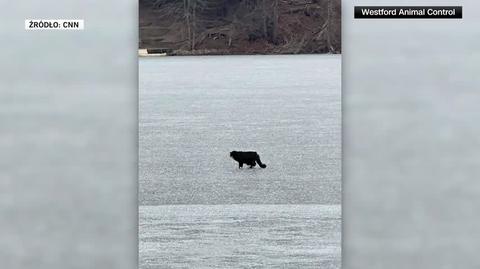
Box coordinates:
[139,55,341,268]
[140,204,341,268]
[139,55,341,205]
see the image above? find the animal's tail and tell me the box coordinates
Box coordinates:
[255,154,267,168]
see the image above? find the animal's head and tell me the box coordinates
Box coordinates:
[230,151,236,158]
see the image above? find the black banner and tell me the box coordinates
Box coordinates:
[354,6,462,19]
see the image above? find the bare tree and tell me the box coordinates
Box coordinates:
[183,0,198,51]
[262,0,267,38]
[191,0,197,50]
[272,0,279,43]
[326,0,334,53]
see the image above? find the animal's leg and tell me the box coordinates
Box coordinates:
[239,162,243,168]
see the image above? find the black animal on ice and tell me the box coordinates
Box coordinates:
[230,151,267,168]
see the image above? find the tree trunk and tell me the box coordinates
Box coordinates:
[272,0,279,43]
[262,0,267,37]
[184,0,191,47]
[326,0,334,53]
[191,0,196,51]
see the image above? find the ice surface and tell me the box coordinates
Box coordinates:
[139,55,341,205]
[139,55,341,268]
[139,204,341,269]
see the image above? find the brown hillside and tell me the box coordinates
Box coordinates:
[140,0,341,55]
